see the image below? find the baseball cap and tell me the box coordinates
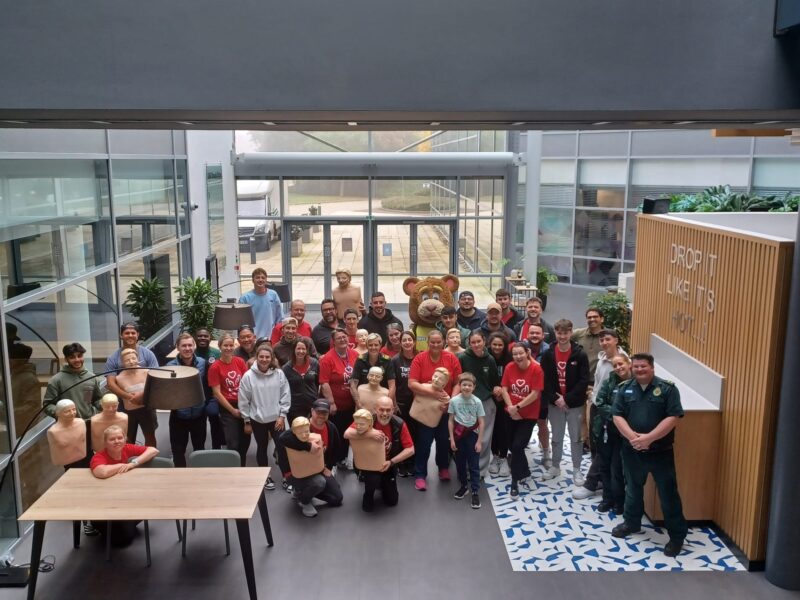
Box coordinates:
[312,399,331,412]
[459,291,474,299]
[486,302,502,313]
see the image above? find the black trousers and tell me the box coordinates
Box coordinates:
[330,409,354,463]
[396,400,417,470]
[207,413,225,449]
[508,418,536,482]
[250,420,277,468]
[169,412,208,468]
[220,410,252,466]
[362,468,399,509]
[491,400,511,457]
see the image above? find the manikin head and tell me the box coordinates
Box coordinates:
[101,394,119,414]
[431,367,450,390]
[55,399,77,422]
[353,409,373,434]
[447,328,463,348]
[291,416,311,442]
[335,269,352,287]
[367,366,384,387]
[121,348,139,369]
[356,329,369,346]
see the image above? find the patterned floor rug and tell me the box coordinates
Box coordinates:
[485,437,744,572]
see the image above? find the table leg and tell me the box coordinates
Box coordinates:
[235,519,257,600]
[106,521,112,562]
[72,521,80,549]
[144,521,151,567]
[257,490,274,547]
[26,521,45,600]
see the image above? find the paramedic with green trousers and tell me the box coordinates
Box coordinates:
[610,352,688,558]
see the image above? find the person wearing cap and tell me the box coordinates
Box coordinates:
[44,342,104,420]
[456,291,485,330]
[332,268,365,321]
[495,288,524,330]
[104,322,159,407]
[277,399,343,485]
[238,267,283,340]
[479,303,516,346]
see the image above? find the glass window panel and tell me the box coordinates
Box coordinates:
[573,209,625,259]
[578,159,627,185]
[572,258,621,288]
[752,158,800,189]
[4,270,118,440]
[541,133,577,157]
[237,178,281,271]
[237,131,369,152]
[624,211,639,261]
[540,159,576,184]
[0,467,18,540]
[460,178,503,218]
[19,434,63,512]
[578,132,629,157]
[539,184,575,207]
[206,165,226,271]
[630,158,750,188]
[369,131,437,152]
[372,178,456,217]
[537,255,571,283]
[176,160,189,236]
[515,205,526,245]
[577,186,626,208]
[416,224,452,276]
[112,160,177,256]
[285,178,368,217]
[376,224,410,304]
[119,246,179,340]
[458,218,502,274]
[538,208,573,255]
[454,276,503,307]
[0,160,112,303]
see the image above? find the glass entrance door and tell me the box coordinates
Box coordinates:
[285,220,367,303]
[373,220,456,304]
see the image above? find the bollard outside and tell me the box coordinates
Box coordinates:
[249,237,257,264]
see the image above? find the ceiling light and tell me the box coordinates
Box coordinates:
[512,122,525,126]
[672,121,696,125]
[176,121,194,126]
[90,120,111,125]
[347,121,358,126]
[2,120,27,124]
[261,121,276,126]
[754,120,781,125]
[430,122,440,126]
[592,121,611,126]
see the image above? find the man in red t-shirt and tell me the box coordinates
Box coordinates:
[500,343,544,497]
[90,425,158,479]
[344,396,414,512]
[408,329,462,489]
[270,300,313,345]
[539,319,590,484]
[319,328,360,466]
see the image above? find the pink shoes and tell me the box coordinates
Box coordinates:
[415,478,427,491]
[438,468,451,482]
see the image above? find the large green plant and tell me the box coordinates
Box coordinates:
[668,185,796,213]
[587,291,632,351]
[125,278,168,340]
[175,277,220,334]
[536,266,558,296]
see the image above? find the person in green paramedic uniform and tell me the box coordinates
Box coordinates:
[610,352,688,558]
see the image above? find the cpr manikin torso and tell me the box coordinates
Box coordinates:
[47,399,87,466]
[357,366,389,414]
[285,417,325,478]
[410,366,451,427]
[90,394,129,452]
[349,409,386,471]
[332,270,364,320]
[115,349,149,411]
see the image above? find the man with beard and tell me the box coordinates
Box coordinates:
[44,343,104,419]
[359,291,403,343]
[312,298,341,355]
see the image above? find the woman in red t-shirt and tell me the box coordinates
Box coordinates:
[380,323,403,358]
[90,425,158,479]
[501,342,544,498]
[319,328,359,466]
[208,333,251,466]
[408,329,462,490]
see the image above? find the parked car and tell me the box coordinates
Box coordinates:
[237,180,280,251]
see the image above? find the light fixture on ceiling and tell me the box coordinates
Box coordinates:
[754,120,781,125]
[2,120,27,125]
[672,121,696,125]
[176,121,194,126]
[512,122,525,126]
[430,122,440,126]
[592,121,611,126]
[262,121,276,126]
[90,120,112,125]
[347,121,358,126]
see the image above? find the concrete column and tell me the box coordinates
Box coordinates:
[522,131,542,281]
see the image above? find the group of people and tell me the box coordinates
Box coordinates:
[42,266,688,557]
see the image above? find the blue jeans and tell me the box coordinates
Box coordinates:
[455,429,481,492]
[414,413,450,478]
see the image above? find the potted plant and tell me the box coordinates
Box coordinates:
[175,277,220,334]
[290,225,303,257]
[587,290,632,350]
[125,278,168,340]
[536,266,558,310]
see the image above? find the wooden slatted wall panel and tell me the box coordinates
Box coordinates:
[631,215,793,561]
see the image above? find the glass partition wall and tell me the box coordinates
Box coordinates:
[0,152,190,548]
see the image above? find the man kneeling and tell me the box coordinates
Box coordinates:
[279,416,343,518]
[345,397,415,512]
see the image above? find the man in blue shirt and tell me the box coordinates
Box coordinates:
[166,333,207,467]
[239,268,283,339]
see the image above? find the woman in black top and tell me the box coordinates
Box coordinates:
[389,330,418,477]
[351,333,395,400]
[281,337,320,424]
[487,331,514,475]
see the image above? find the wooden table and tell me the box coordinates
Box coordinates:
[19,467,274,600]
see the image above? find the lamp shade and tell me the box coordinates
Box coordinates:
[213,302,255,331]
[267,282,291,303]
[143,365,204,411]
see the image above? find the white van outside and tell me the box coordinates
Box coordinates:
[237,180,280,251]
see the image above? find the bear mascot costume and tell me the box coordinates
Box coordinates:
[402,274,459,351]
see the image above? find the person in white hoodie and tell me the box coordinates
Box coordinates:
[238,345,291,490]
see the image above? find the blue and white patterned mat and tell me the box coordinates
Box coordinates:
[485,436,744,572]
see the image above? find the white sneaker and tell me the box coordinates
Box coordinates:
[542,449,552,469]
[300,502,318,518]
[573,469,586,487]
[488,456,501,475]
[330,465,338,478]
[345,453,354,471]
[498,458,511,478]
[572,485,599,500]
[310,497,328,507]
[542,466,560,480]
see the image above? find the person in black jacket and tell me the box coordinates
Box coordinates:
[539,319,590,484]
[358,291,403,344]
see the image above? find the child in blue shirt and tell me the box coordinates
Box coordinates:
[448,372,486,509]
